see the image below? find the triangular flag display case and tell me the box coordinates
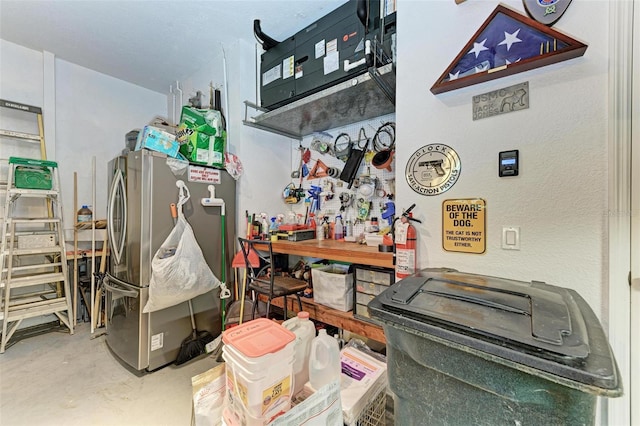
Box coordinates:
[431,4,587,94]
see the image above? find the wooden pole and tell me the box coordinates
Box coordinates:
[90,157,96,333]
[73,172,78,327]
[93,234,108,330]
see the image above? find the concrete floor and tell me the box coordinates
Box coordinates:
[0,322,220,426]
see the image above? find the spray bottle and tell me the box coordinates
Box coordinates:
[260,212,269,240]
[269,217,279,233]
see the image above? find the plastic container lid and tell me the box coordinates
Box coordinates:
[369,268,621,393]
[222,318,295,358]
[297,311,310,319]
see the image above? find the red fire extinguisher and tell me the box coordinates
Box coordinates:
[393,204,422,281]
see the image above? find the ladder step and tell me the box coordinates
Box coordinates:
[7,188,59,197]
[3,245,64,256]
[3,272,66,289]
[0,129,41,142]
[1,298,70,322]
[2,262,63,275]
[8,217,61,224]
[0,289,58,303]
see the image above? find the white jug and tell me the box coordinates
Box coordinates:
[308,328,341,390]
[282,311,316,396]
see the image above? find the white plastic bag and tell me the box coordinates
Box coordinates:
[191,364,225,426]
[143,215,220,313]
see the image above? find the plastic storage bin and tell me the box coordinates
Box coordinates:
[368,268,622,426]
[311,264,353,311]
[353,265,394,324]
[11,157,55,190]
[222,318,296,423]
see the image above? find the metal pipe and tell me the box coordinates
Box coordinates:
[221,43,230,145]
[170,85,176,125]
[175,81,183,119]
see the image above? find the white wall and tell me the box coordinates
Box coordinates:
[0,40,44,107]
[55,58,167,234]
[0,39,167,238]
[0,40,45,163]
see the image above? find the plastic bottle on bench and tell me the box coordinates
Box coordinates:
[309,329,341,390]
[322,217,330,240]
[261,213,269,240]
[334,215,344,241]
[282,311,316,396]
[317,216,324,241]
[308,212,317,237]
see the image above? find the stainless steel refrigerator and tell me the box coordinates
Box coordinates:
[105,149,235,371]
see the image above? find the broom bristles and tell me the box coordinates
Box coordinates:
[175,339,205,365]
[175,329,215,365]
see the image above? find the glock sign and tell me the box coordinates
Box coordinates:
[406,144,461,196]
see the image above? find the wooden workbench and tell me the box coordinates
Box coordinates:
[254,238,392,343]
[268,239,394,269]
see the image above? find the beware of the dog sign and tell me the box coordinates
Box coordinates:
[443,199,486,254]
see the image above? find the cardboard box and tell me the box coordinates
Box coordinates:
[135,125,180,158]
[18,234,56,249]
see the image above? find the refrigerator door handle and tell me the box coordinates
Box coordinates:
[104,274,139,298]
[104,274,139,324]
[108,169,127,264]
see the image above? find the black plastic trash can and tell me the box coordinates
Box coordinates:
[368,268,622,426]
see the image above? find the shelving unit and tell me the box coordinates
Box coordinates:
[243,64,396,140]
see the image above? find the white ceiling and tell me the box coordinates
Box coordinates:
[0,0,347,94]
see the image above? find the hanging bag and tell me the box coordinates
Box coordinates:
[143,182,220,313]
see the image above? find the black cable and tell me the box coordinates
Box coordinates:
[333,133,352,161]
[372,121,396,152]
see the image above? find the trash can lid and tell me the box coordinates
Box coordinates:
[369,269,621,391]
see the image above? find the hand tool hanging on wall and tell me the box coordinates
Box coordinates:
[291,145,305,179]
[339,127,369,188]
[307,159,330,180]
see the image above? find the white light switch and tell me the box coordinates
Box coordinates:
[502,227,520,250]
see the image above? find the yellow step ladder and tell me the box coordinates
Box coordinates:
[0,157,73,353]
[0,99,47,161]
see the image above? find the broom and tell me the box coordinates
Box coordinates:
[175,299,215,365]
[169,196,215,366]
